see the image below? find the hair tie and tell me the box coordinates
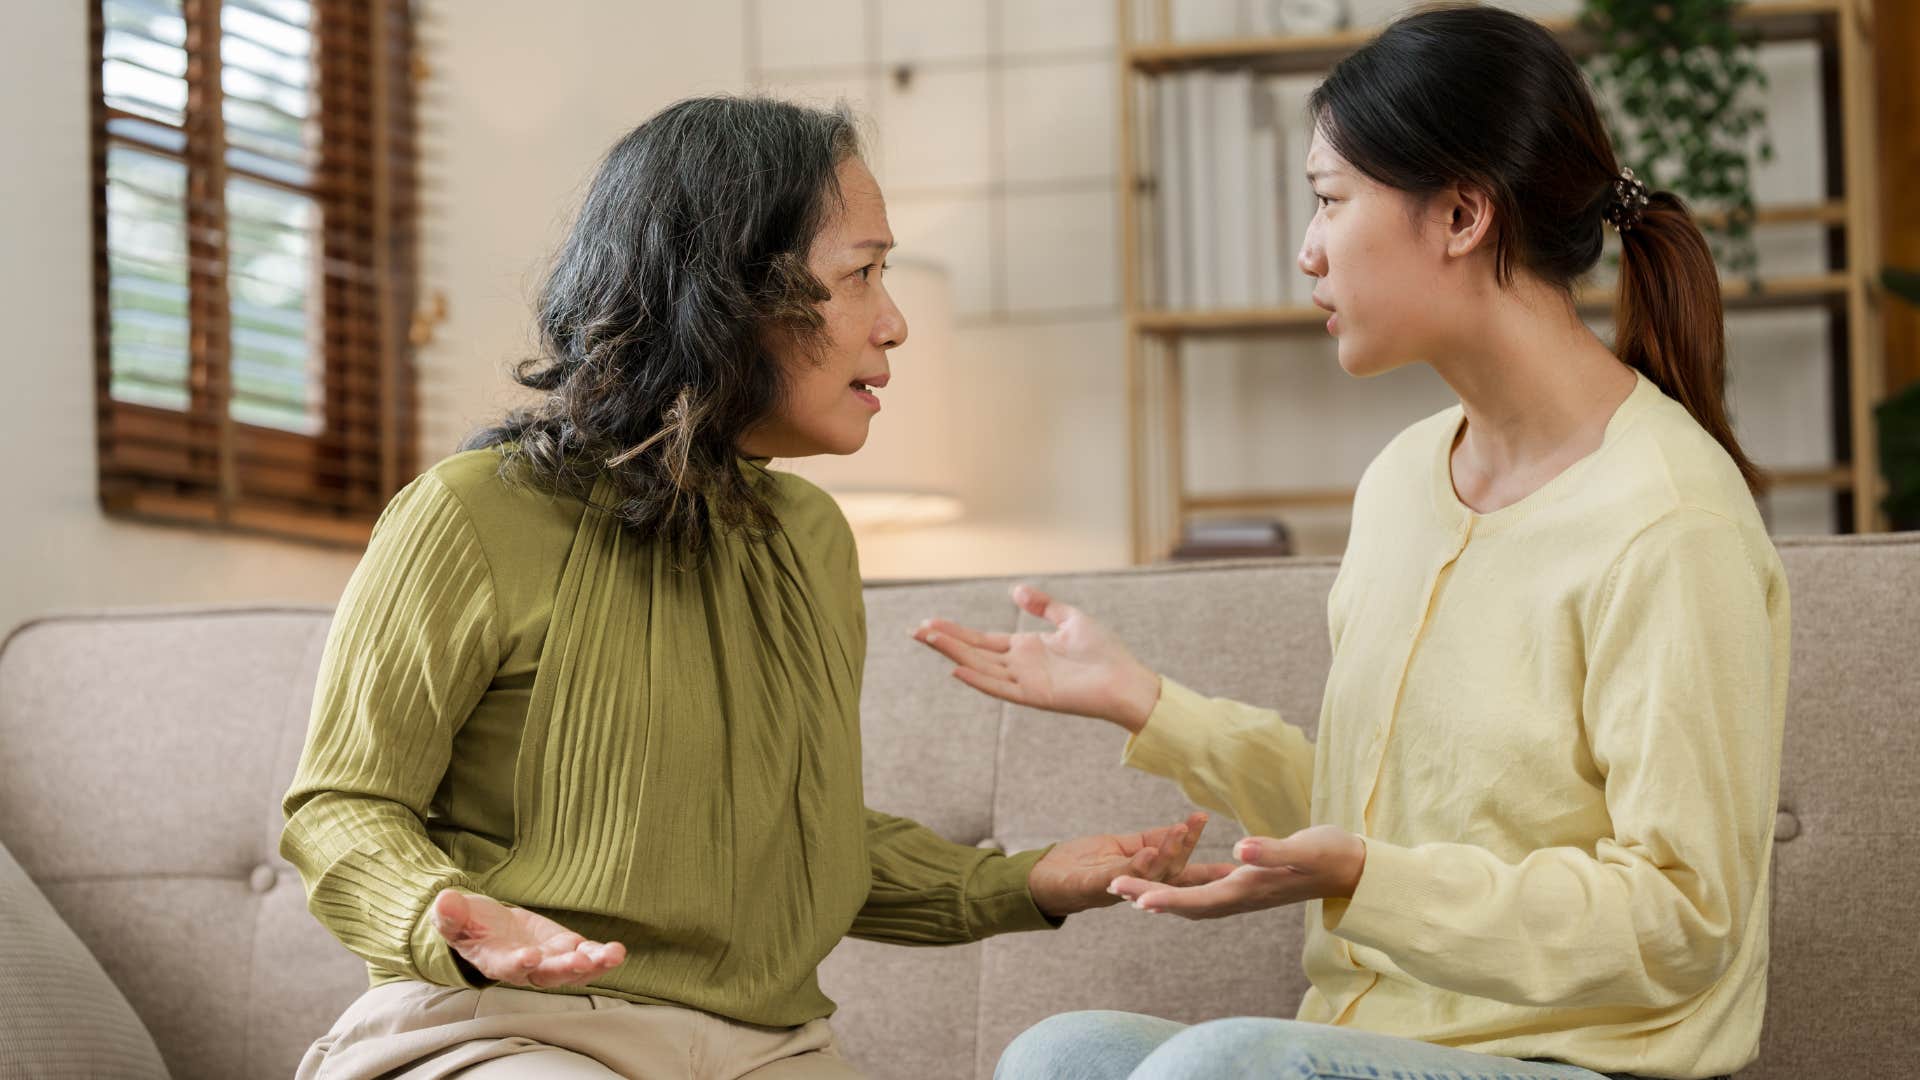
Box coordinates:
[1604,166,1650,234]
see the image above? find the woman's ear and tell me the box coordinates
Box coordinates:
[1441,182,1496,259]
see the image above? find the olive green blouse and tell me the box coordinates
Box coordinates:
[280,447,1058,1028]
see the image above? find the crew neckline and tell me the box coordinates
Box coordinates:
[1430,369,1654,532]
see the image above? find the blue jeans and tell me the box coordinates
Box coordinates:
[994,1011,1728,1080]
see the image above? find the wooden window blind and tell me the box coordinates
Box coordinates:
[90,0,419,546]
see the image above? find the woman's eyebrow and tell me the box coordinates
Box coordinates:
[850,240,894,254]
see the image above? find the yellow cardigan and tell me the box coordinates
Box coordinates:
[1125,371,1788,1080]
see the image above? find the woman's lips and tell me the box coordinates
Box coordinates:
[852,386,881,411]
[1313,296,1338,335]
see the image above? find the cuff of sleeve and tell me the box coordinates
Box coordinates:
[965,846,1066,938]
[1120,677,1214,778]
[410,890,496,989]
[1321,837,1430,954]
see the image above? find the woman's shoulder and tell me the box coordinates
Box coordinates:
[418,445,589,522]
[1351,402,1461,510]
[390,446,590,591]
[755,465,857,555]
[1600,384,1770,536]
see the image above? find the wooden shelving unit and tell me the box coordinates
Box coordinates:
[1115,0,1889,562]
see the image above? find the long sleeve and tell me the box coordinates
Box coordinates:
[1119,677,1316,840]
[823,492,1059,947]
[279,473,502,989]
[1323,507,1783,1010]
[849,809,1061,944]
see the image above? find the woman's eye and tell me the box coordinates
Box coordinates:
[858,262,891,282]
[1315,194,1332,207]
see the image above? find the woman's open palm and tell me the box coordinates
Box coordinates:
[914,585,1161,731]
[428,888,627,988]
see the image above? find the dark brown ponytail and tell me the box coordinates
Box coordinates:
[1310,3,1761,493]
[1614,192,1762,492]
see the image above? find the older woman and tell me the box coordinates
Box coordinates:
[282,96,1227,1080]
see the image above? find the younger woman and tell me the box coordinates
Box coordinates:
[920,7,1787,1079]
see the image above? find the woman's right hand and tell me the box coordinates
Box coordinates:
[428,888,627,988]
[913,584,1162,734]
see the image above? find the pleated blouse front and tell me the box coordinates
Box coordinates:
[281,447,1056,1029]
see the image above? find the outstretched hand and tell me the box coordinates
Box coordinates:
[428,888,627,988]
[1028,811,1238,919]
[1105,825,1367,920]
[914,584,1163,733]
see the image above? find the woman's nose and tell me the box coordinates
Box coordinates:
[1297,240,1324,279]
[876,291,908,349]
[1296,217,1326,279]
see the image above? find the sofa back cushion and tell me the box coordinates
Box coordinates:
[0,832,170,1078]
[0,609,366,1080]
[0,534,1913,1080]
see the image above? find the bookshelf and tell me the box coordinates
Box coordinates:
[1115,0,1889,563]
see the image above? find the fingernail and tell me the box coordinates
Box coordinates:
[1237,840,1261,859]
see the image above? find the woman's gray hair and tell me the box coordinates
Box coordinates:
[463,95,866,556]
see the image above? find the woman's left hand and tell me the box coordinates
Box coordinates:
[1028,811,1238,919]
[1106,824,1368,919]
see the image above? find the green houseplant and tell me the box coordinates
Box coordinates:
[1878,269,1920,530]
[1580,0,1774,284]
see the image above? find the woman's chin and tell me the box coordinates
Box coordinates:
[822,422,874,457]
[1335,343,1368,377]
[1335,341,1401,379]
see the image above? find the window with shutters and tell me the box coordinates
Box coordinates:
[91,0,419,546]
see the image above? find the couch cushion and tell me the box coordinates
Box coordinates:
[0,607,369,1080]
[848,537,1920,1079]
[1752,534,1920,1080]
[3,534,1915,1080]
[0,833,170,1078]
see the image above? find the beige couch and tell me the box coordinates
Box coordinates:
[0,534,1914,1079]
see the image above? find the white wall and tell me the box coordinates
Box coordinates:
[755,0,1135,579]
[0,1,359,637]
[2,0,1844,636]
[0,0,748,636]
[761,0,1845,569]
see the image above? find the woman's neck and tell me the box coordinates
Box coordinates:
[1429,285,1639,510]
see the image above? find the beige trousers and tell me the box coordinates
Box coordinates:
[295,980,863,1080]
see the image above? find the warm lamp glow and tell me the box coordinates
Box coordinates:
[829,490,965,531]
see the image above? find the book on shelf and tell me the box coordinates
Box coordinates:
[1170,0,1247,41]
[1212,69,1256,309]
[1153,69,1310,311]
[1155,76,1190,310]
[1170,517,1295,560]
[1182,69,1220,307]
[1249,80,1285,308]
[1272,74,1320,308]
